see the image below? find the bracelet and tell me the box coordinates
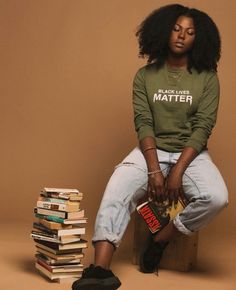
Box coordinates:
[147,169,162,175]
[142,147,156,153]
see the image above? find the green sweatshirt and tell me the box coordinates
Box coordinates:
[133,63,220,153]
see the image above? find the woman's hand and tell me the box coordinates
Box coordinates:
[147,172,166,202]
[165,165,185,205]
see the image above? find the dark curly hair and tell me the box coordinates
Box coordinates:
[136,4,221,72]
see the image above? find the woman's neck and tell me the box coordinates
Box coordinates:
[166,53,188,69]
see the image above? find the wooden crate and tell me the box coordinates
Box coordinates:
[132,210,198,272]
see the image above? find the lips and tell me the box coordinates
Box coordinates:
[174,41,184,48]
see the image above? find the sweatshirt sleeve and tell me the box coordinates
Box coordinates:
[132,67,155,141]
[185,72,220,153]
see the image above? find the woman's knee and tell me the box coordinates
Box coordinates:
[207,190,229,213]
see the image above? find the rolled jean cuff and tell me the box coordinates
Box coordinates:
[92,232,121,248]
[173,214,193,235]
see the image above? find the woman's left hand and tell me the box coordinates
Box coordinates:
[165,165,185,205]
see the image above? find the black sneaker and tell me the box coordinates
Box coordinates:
[139,235,169,273]
[72,264,121,290]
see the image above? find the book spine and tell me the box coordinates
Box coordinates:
[33,222,57,235]
[31,233,60,243]
[35,262,53,279]
[137,203,162,233]
[42,188,79,194]
[35,208,66,218]
[35,253,51,263]
[38,197,69,204]
[31,229,57,238]
[37,259,53,272]
[40,192,69,200]
[35,213,65,223]
[38,218,62,230]
[37,201,68,211]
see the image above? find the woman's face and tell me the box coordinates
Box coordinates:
[168,16,195,55]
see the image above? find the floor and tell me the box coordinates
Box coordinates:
[1,221,235,290]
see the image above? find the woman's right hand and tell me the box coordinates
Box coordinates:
[147,173,166,203]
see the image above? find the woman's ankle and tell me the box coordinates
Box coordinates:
[94,240,115,270]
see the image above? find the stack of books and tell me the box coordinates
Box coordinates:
[31,187,88,283]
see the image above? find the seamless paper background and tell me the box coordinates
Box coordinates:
[0,0,235,248]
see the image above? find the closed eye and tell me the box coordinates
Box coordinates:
[173,24,195,36]
[173,25,180,32]
[187,29,195,36]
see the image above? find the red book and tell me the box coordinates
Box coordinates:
[136,198,187,234]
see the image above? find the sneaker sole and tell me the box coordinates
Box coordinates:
[139,253,156,273]
[72,276,121,290]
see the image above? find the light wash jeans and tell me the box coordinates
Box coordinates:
[92,147,228,247]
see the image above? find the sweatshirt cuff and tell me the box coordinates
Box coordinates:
[185,139,205,153]
[137,125,155,141]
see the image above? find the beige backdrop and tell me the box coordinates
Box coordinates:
[0,0,235,239]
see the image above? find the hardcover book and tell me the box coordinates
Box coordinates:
[34,238,88,251]
[35,262,82,280]
[36,247,84,260]
[35,243,83,255]
[136,198,187,234]
[35,253,82,265]
[36,258,83,273]
[33,222,85,236]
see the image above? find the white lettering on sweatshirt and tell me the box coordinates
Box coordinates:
[153,89,192,105]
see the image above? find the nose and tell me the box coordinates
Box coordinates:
[178,30,185,40]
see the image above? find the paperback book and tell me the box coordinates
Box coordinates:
[136,198,187,234]
[40,188,83,201]
[36,247,84,260]
[37,199,80,212]
[35,212,85,224]
[34,207,83,219]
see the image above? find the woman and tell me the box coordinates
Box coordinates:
[72,4,228,290]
